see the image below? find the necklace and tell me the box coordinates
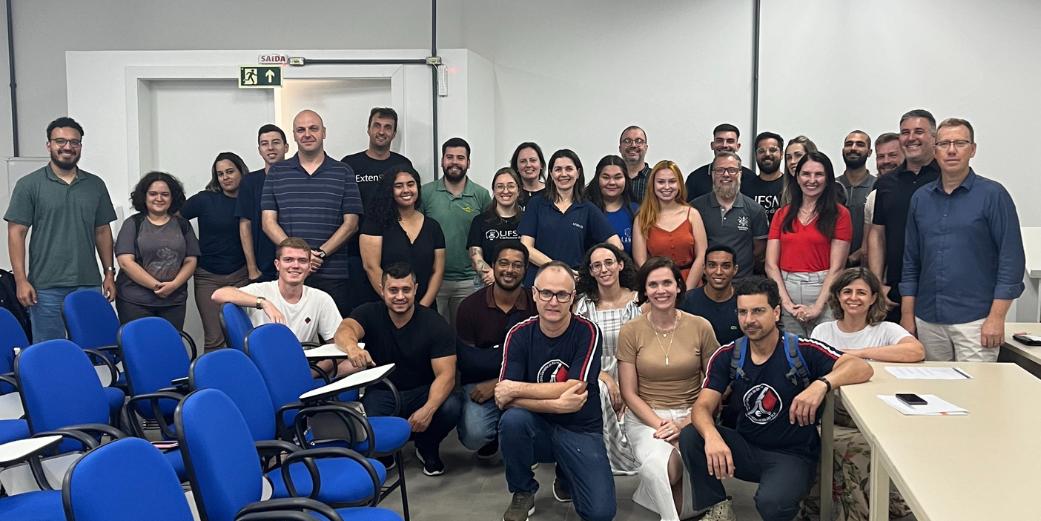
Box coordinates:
[647,311,679,366]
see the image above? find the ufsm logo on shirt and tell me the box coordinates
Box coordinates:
[743,383,782,425]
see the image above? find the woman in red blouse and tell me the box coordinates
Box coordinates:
[765,151,851,336]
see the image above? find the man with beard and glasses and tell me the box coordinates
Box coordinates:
[5,117,118,341]
[686,123,755,202]
[335,262,462,476]
[868,109,940,322]
[680,245,742,345]
[861,133,904,265]
[422,137,491,329]
[741,131,785,223]
[341,107,414,312]
[692,152,768,279]
[619,125,652,202]
[836,131,876,266]
[237,124,289,283]
[262,110,363,317]
[455,241,536,460]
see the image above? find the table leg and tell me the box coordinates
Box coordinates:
[868,443,890,521]
[820,392,834,521]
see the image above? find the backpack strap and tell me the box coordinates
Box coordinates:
[782,332,811,389]
[729,336,749,382]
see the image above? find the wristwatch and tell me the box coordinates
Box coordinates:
[816,376,833,393]
[104,266,117,273]
[256,296,266,309]
[314,248,327,259]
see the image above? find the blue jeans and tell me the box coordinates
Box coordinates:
[361,385,462,456]
[29,286,101,342]
[680,424,816,521]
[499,408,616,521]
[457,382,502,450]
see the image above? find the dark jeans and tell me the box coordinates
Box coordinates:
[499,408,616,521]
[115,299,186,331]
[680,425,816,521]
[362,385,461,456]
[305,276,351,317]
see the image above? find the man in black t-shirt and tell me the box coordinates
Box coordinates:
[341,107,414,312]
[741,131,786,224]
[496,262,615,521]
[680,246,741,345]
[679,277,872,521]
[334,262,460,476]
[686,123,755,202]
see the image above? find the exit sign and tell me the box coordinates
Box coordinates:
[239,66,281,88]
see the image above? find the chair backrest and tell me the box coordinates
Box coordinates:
[189,350,276,441]
[0,307,28,393]
[221,303,254,352]
[15,339,111,434]
[175,388,265,521]
[62,437,193,521]
[63,289,120,350]
[118,317,191,417]
[245,324,317,417]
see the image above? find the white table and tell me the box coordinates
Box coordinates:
[1016,226,1041,322]
[0,435,61,465]
[1001,323,1041,378]
[840,361,1041,520]
[299,363,395,401]
[303,342,364,360]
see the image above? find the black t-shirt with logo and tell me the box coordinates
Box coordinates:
[466,211,522,266]
[340,151,413,257]
[740,173,785,224]
[702,336,841,458]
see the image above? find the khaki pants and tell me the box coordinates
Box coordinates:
[193,266,249,349]
[916,317,995,362]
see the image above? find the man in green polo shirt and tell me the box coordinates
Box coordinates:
[4,117,118,341]
[421,137,491,329]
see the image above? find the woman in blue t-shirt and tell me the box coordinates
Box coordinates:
[518,149,622,286]
[585,155,639,255]
[179,152,249,349]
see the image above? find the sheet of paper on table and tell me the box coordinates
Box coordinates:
[878,394,968,416]
[884,366,971,380]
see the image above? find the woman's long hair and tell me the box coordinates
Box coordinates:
[368,166,423,229]
[584,155,636,219]
[779,150,840,239]
[205,152,248,192]
[635,160,688,236]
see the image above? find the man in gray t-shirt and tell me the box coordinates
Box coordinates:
[691,152,769,278]
[836,130,877,265]
[4,117,118,341]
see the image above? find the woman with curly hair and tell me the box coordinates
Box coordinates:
[574,242,641,475]
[359,166,445,308]
[115,171,199,329]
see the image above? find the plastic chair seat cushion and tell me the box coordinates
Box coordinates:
[350,416,411,454]
[267,457,387,504]
[0,490,64,520]
[331,506,403,521]
[0,419,29,444]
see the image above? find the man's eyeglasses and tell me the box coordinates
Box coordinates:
[50,138,82,148]
[621,138,647,146]
[934,140,972,150]
[712,167,741,176]
[533,286,574,303]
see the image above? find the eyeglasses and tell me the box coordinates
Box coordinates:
[496,259,525,270]
[533,286,574,303]
[621,138,647,146]
[494,183,518,192]
[712,167,741,175]
[589,259,617,272]
[934,140,972,150]
[50,138,82,148]
[755,146,780,155]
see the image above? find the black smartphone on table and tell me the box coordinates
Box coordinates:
[896,393,928,406]
[1012,333,1041,346]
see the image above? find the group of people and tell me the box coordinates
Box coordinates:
[3,105,1026,521]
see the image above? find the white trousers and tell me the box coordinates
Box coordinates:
[624,408,694,521]
[916,317,996,362]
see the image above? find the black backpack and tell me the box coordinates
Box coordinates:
[0,269,32,342]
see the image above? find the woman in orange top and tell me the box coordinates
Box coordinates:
[633,160,708,289]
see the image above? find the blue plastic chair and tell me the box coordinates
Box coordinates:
[221,303,255,352]
[0,308,30,443]
[14,339,185,479]
[175,388,401,521]
[117,317,194,439]
[244,324,411,519]
[61,289,124,387]
[189,349,387,505]
[61,437,193,521]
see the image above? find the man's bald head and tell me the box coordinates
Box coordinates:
[292,110,326,156]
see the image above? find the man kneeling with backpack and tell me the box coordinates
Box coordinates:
[679,277,873,521]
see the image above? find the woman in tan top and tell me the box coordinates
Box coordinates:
[618,257,720,521]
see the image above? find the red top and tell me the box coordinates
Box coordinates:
[769,204,852,272]
[646,208,696,280]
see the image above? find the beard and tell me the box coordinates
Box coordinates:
[756,157,780,174]
[51,150,80,171]
[843,154,868,170]
[713,181,739,200]
[495,276,522,292]
[442,166,467,182]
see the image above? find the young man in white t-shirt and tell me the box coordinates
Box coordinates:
[212,237,341,344]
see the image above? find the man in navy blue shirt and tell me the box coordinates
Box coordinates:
[900,118,1025,362]
[679,277,872,521]
[680,245,741,345]
[261,110,363,316]
[237,124,288,282]
[496,261,615,521]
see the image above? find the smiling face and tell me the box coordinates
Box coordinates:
[382,275,416,315]
[588,247,622,290]
[619,127,648,165]
[275,246,312,284]
[258,130,289,167]
[392,171,418,209]
[838,278,876,320]
[755,137,782,174]
[933,124,976,176]
[704,250,737,292]
[875,139,904,175]
[214,159,243,193]
[644,266,680,312]
[146,181,172,215]
[737,293,780,341]
[785,143,807,175]
[711,130,740,155]
[367,115,397,151]
[292,111,326,154]
[598,164,626,201]
[441,146,470,182]
[550,157,579,193]
[841,132,872,170]
[899,116,936,165]
[493,172,519,208]
[711,155,742,200]
[47,126,82,170]
[494,248,526,291]
[516,147,543,183]
[653,168,681,203]
[797,159,827,199]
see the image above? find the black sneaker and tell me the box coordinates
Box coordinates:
[502,491,535,521]
[476,439,498,460]
[414,447,445,476]
[376,454,396,471]
[552,478,572,503]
